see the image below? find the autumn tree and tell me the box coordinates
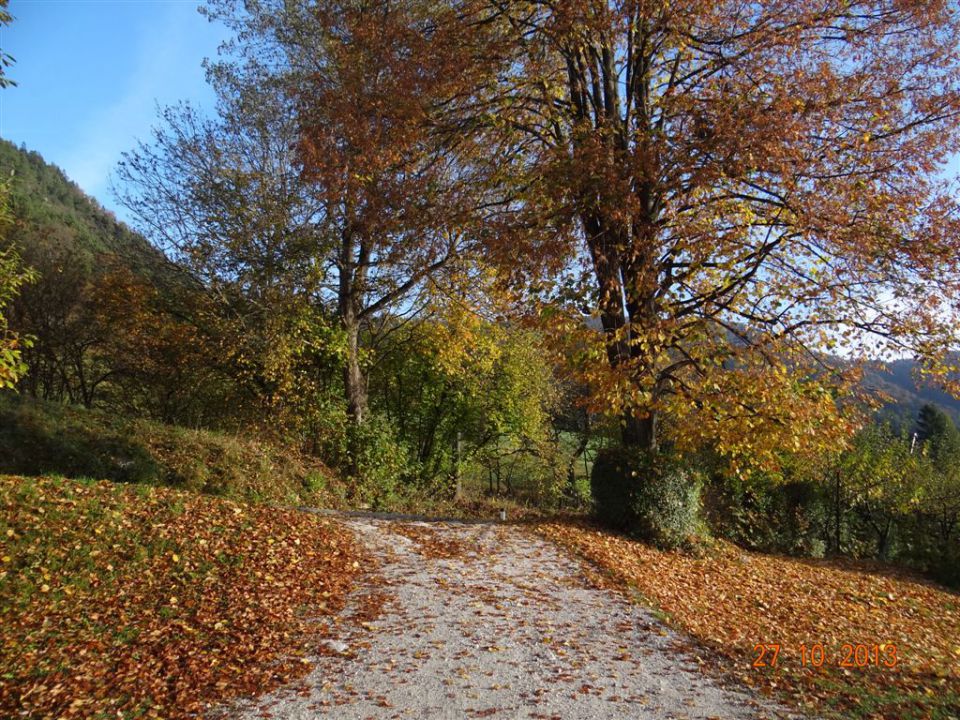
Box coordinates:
[0,0,15,89]
[0,248,34,389]
[121,0,498,433]
[0,7,27,386]
[7,237,110,406]
[478,0,960,468]
[115,89,340,425]
[286,0,499,425]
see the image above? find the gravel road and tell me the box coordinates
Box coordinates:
[227,516,797,719]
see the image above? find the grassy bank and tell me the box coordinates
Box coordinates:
[0,393,343,506]
[536,521,960,720]
[0,475,367,719]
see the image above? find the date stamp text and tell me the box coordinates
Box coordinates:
[752,643,899,668]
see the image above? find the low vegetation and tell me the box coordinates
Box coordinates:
[537,521,960,720]
[0,474,367,719]
[0,393,341,506]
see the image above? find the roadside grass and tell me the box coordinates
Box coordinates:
[0,393,343,506]
[536,520,960,720]
[0,474,367,719]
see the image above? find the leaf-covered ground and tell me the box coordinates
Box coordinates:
[0,475,367,719]
[535,521,960,720]
[232,516,782,720]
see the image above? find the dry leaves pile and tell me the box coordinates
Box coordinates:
[536,521,960,719]
[0,475,367,719]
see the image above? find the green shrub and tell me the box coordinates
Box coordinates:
[344,414,414,508]
[703,470,830,557]
[633,462,702,549]
[591,447,702,548]
[590,447,638,530]
[930,543,960,588]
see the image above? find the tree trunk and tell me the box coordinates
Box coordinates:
[834,470,843,555]
[338,227,369,428]
[566,26,667,460]
[877,520,891,560]
[453,430,463,500]
[582,213,659,454]
[343,320,367,425]
[622,411,657,454]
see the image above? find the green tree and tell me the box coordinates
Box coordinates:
[369,298,565,500]
[841,424,920,559]
[0,0,15,89]
[915,404,960,456]
[0,184,36,389]
[913,405,960,568]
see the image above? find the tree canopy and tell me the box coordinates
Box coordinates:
[473,0,960,465]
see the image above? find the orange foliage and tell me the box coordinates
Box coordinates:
[482,0,960,459]
[0,476,368,719]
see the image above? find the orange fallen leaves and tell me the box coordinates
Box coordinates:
[0,475,368,719]
[392,523,468,560]
[535,520,960,719]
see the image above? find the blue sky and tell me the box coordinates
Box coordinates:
[0,0,228,222]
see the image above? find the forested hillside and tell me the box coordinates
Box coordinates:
[0,140,231,422]
[867,358,960,428]
[0,139,166,277]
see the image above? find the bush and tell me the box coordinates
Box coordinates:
[591,447,702,548]
[343,414,414,509]
[702,470,830,557]
[930,543,960,588]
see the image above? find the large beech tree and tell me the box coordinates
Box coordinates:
[478,0,960,462]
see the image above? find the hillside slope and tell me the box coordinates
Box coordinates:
[0,393,343,506]
[0,139,169,280]
[864,358,960,427]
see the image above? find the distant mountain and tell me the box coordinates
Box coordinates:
[0,139,172,283]
[862,358,960,430]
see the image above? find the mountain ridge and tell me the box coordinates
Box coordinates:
[0,138,173,283]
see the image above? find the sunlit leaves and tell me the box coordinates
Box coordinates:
[538,520,960,719]
[0,475,366,719]
[482,0,960,460]
[0,183,37,390]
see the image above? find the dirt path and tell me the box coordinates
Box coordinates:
[228,516,798,719]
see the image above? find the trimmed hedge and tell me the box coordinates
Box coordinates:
[591,446,702,548]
